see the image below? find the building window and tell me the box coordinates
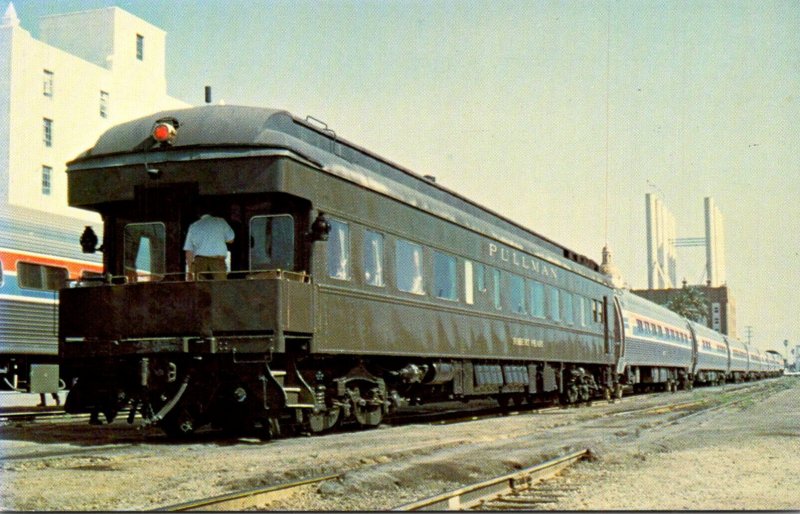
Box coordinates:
[43,70,54,97]
[433,251,457,301]
[396,239,424,295]
[41,165,52,195]
[326,219,350,280]
[100,91,109,118]
[43,118,53,147]
[363,230,385,287]
[136,34,144,60]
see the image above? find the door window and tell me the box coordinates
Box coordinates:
[250,215,295,271]
[124,222,166,281]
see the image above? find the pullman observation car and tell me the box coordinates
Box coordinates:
[0,205,101,393]
[53,105,620,435]
[47,105,777,436]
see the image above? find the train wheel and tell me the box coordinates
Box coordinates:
[307,408,341,434]
[348,386,384,427]
[254,416,281,440]
[563,384,579,405]
[578,384,591,403]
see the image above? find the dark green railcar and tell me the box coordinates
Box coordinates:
[56,105,619,436]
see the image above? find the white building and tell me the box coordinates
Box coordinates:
[0,2,189,220]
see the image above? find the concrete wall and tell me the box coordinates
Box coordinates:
[0,4,189,220]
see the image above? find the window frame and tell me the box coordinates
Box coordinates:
[464,260,474,305]
[363,229,385,287]
[17,261,68,291]
[41,165,52,196]
[548,285,561,322]
[563,291,575,325]
[529,279,546,318]
[136,34,144,60]
[249,214,295,272]
[508,272,526,315]
[491,267,502,310]
[100,90,109,118]
[395,238,425,295]
[123,222,167,281]
[43,69,54,97]
[432,250,458,302]
[326,218,351,281]
[43,118,53,147]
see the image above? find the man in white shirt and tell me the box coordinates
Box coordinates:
[184,213,235,280]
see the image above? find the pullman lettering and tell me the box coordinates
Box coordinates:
[488,243,558,280]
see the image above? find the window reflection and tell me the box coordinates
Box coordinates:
[396,239,424,294]
[364,230,385,287]
[433,251,457,301]
[327,219,350,280]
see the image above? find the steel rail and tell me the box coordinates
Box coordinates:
[154,473,342,512]
[393,448,591,511]
[0,409,90,422]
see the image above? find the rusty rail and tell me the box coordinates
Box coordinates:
[393,448,591,511]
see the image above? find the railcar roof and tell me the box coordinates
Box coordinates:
[70,104,604,278]
[0,205,103,264]
[619,288,689,325]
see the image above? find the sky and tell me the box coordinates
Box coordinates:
[12,0,800,357]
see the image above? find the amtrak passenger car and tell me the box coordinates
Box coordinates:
[0,205,101,392]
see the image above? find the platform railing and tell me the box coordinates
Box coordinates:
[72,268,310,287]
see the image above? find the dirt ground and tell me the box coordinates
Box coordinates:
[0,377,798,511]
[548,379,800,511]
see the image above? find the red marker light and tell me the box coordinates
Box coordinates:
[152,122,176,143]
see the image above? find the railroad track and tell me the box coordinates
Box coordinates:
[389,386,771,512]
[155,473,342,512]
[0,409,90,423]
[153,437,473,511]
[156,450,592,512]
[393,449,592,511]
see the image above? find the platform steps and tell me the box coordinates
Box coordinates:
[268,369,316,410]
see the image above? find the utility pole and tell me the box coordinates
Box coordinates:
[784,339,789,368]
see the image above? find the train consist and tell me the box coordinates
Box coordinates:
[31,105,781,436]
[0,205,101,394]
